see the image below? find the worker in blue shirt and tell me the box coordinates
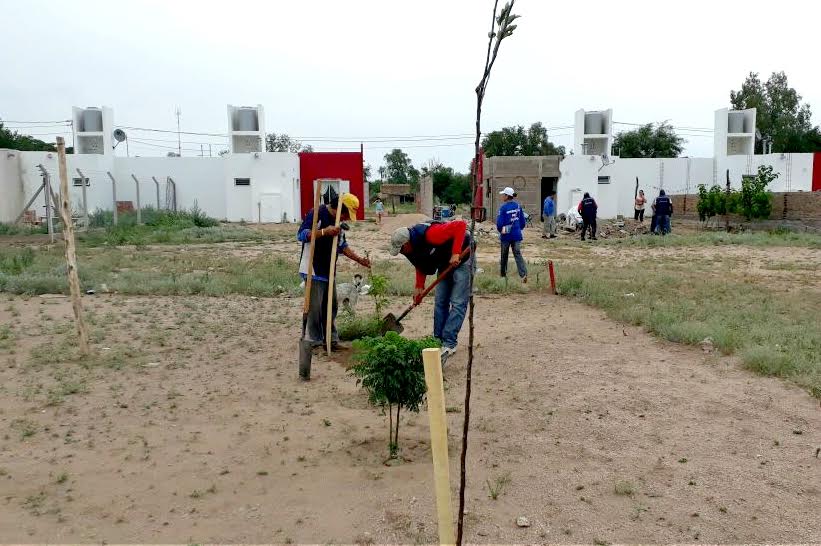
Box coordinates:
[297,194,370,379]
[542,193,557,239]
[496,187,528,283]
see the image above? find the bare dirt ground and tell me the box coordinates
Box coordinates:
[1,286,819,544]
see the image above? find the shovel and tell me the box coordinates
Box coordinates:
[381,247,471,334]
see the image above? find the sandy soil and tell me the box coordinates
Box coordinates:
[1,288,819,544]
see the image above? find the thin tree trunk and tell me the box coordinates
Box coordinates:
[388,403,394,458]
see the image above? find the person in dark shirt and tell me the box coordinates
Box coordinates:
[297,194,370,365]
[389,220,471,362]
[652,190,674,235]
[577,192,598,241]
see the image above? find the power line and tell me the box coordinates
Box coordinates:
[0,119,71,124]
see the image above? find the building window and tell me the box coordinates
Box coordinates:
[73,177,90,187]
[597,176,610,184]
[234,178,251,186]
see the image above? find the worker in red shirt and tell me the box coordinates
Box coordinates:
[389,220,472,362]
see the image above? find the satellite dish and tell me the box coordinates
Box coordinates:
[113,128,127,142]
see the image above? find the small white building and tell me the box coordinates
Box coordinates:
[1,105,302,224]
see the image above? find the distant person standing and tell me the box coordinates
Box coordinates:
[374,198,385,225]
[634,189,647,223]
[578,192,598,241]
[653,189,673,235]
[542,193,557,239]
[496,187,528,283]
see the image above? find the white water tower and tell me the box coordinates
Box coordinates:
[714,108,756,156]
[227,104,265,154]
[72,106,114,155]
[574,108,613,156]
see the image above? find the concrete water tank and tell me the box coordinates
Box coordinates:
[584,112,603,135]
[237,108,258,131]
[728,111,745,133]
[82,108,103,132]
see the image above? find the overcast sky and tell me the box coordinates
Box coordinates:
[2,0,819,171]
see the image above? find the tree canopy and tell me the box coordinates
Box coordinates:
[613,122,684,158]
[265,133,313,153]
[383,148,420,190]
[0,123,57,152]
[481,122,565,157]
[730,71,821,153]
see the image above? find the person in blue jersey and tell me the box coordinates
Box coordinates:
[496,187,528,283]
[542,192,557,239]
[297,194,370,362]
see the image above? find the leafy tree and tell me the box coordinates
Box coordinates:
[429,165,471,204]
[696,184,730,224]
[613,122,684,158]
[265,133,313,153]
[737,165,776,221]
[731,71,820,153]
[350,332,439,459]
[481,122,565,157]
[0,123,57,152]
[383,148,420,191]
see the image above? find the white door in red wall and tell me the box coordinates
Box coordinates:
[315,179,350,204]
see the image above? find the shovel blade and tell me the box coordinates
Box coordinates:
[380,312,404,334]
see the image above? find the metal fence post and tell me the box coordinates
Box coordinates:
[76,168,89,230]
[131,174,142,224]
[106,171,118,225]
[167,177,177,211]
[152,176,161,210]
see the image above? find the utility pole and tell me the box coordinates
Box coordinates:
[174,106,182,157]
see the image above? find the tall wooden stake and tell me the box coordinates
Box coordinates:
[56,137,90,355]
[460,3,518,545]
[422,348,455,546]
[325,194,345,355]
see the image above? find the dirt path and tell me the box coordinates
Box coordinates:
[0,293,819,544]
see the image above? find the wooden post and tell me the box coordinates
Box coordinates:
[107,171,118,225]
[152,176,161,210]
[131,174,142,224]
[325,194,345,355]
[55,137,90,355]
[548,260,557,295]
[76,168,89,230]
[422,348,455,546]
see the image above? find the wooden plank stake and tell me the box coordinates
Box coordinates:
[55,137,90,355]
[422,348,455,546]
[325,193,345,355]
[106,171,118,225]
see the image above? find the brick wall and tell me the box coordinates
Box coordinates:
[670,191,821,222]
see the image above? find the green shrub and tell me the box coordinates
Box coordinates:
[0,248,35,275]
[338,313,384,341]
[351,332,440,458]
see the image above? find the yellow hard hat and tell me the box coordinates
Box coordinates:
[341,193,360,221]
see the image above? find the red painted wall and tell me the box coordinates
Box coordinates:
[813,152,821,192]
[298,152,365,220]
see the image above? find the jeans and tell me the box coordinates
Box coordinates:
[303,280,338,346]
[500,240,527,278]
[434,256,472,349]
[543,215,557,236]
[655,215,671,235]
[581,216,597,239]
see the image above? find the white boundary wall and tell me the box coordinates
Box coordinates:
[558,153,815,218]
[0,151,300,223]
